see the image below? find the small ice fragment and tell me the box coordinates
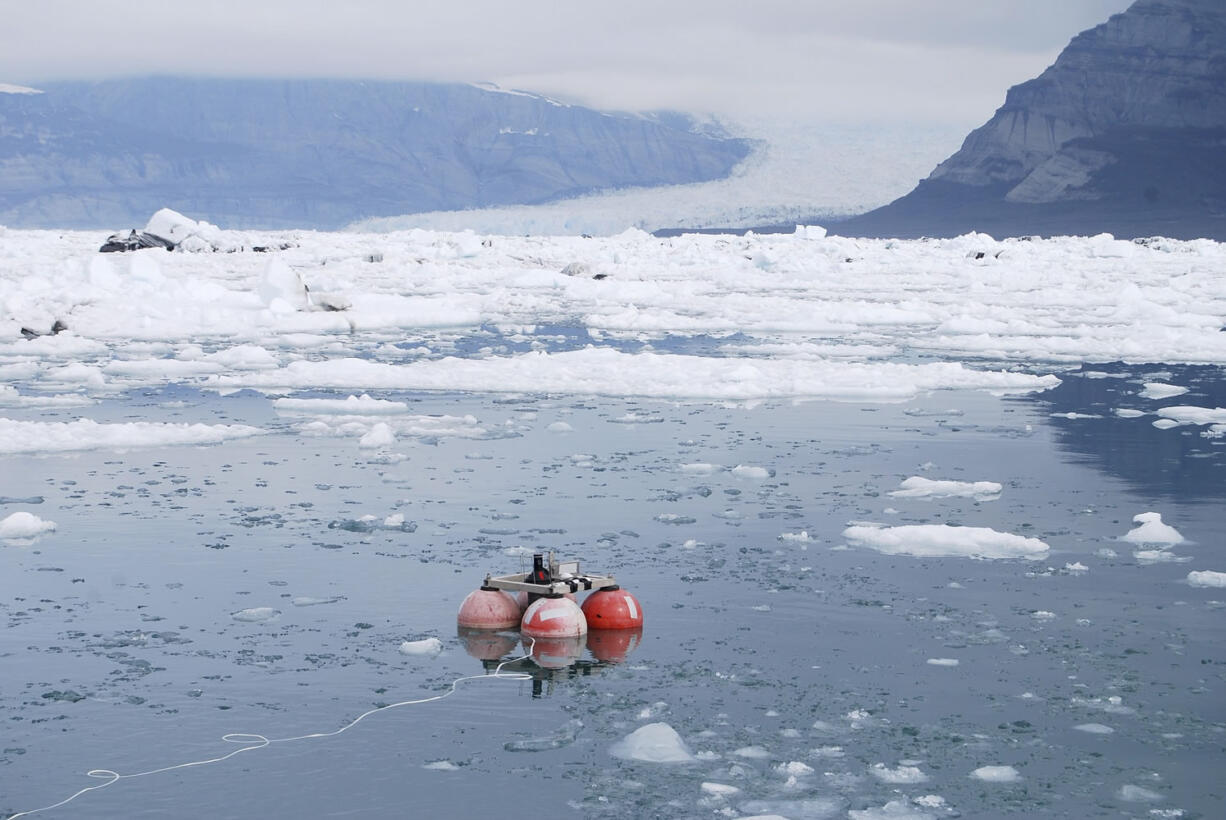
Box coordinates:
[926,658,959,667]
[547,421,572,432]
[733,745,772,759]
[870,763,928,783]
[700,782,740,797]
[1187,570,1226,588]
[399,637,443,656]
[609,722,695,763]
[888,476,1002,499]
[1065,562,1088,573]
[731,464,770,479]
[776,761,814,776]
[1114,408,1146,418]
[359,422,396,449]
[1139,383,1188,400]
[779,531,811,542]
[231,607,279,623]
[0,511,56,539]
[505,719,581,751]
[422,760,460,771]
[970,765,1021,782]
[1122,512,1184,545]
[1032,610,1056,621]
[1152,419,1180,429]
[1073,723,1115,734]
[291,596,340,607]
[850,800,939,820]
[1117,784,1163,802]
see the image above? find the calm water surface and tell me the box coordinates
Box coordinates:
[1,365,1223,819]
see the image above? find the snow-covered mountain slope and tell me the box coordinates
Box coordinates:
[0,77,749,230]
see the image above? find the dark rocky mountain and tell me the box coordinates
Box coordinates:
[835,0,1226,240]
[0,77,750,230]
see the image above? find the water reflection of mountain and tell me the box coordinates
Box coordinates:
[1019,364,1226,501]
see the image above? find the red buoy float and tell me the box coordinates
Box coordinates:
[580,586,644,630]
[521,594,587,638]
[456,586,521,630]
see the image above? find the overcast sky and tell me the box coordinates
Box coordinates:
[2,1,1133,126]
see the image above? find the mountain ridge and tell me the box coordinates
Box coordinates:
[834,0,1226,240]
[0,77,751,230]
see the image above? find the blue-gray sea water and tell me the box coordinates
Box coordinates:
[1,361,1223,819]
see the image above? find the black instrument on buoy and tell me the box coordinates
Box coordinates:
[457,551,644,640]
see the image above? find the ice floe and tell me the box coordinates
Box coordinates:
[887,476,1002,500]
[609,722,695,763]
[0,418,264,455]
[1187,570,1226,588]
[398,637,443,656]
[970,764,1022,782]
[1121,512,1185,545]
[869,762,929,783]
[0,511,56,539]
[1139,382,1189,400]
[842,524,1049,560]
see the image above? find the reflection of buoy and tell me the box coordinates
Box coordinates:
[587,627,643,663]
[581,586,644,630]
[527,635,586,669]
[521,594,587,638]
[457,627,518,661]
[457,587,522,630]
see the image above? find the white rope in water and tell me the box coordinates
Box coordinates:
[5,642,536,820]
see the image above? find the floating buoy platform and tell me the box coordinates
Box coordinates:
[458,551,644,652]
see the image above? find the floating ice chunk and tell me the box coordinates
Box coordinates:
[1074,723,1115,734]
[849,800,939,820]
[971,765,1021,782]
[1051,412,1102,419]
[1117,784,1163,802]
[505,719,582,751]
[888,476,1002,499]
[1122,512,1184,545]
[731,464,771,479]
[776,761,814,776]
[1152,419,1180,429]
[231,607,280,623]
[700,782,741,797]
[609,722,695,763]
[0,418,264,455]
[926,658,959,666]
[399,637,443,657]
[291,596,341,607]
[733,745,772,759]
[422,760,460,771]
[258,256,310,311]
[870,763,928,783]
[779,531,812,542]
[546,421,572,432]
[1065,562,1088,572]
[1031,610,1057,621]
[1155,406,1226,427]
[359,422,396,448]
[738,798,845,819]
[679,462,719,475]
[842,524,1049,560]
[1114,408,1146,418]
[1135,549,1190,565]
[0,511,56,539]
[1187,570,1226,588]
[1139,383,1188,400]
[273,394,409,414]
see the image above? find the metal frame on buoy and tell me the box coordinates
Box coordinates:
[482,551,619,597]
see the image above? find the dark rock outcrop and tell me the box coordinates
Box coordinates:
[835,0,1226,239]
[0,77,751,230]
